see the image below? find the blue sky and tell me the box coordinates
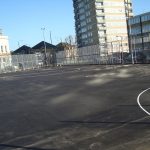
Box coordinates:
[0,0,150,51]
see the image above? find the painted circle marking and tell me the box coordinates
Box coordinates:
[137,88,150,115]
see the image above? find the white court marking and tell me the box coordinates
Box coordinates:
[137,88,150,115]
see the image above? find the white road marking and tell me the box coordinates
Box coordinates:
[137,88,150,115]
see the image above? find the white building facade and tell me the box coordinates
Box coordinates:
[0,31,11,70]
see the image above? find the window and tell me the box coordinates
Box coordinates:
[141,14,150,22]
[88,32,93,37]
[80,20,86,27]
[89,38,93,44]
[96,2,103,6]
[98,30,106,36]
[85,4,90,10]
[99,37,106,43]
[87,18,91,23]
[129,17,140,25]
[97,16,105,20]
[97,16,105,23]
[131,26,141,35]
[142,24,150,33]
[3,58,6,62]
[86,11,90,17]
[87,25,92,30]
[79,8,84,14]
[96,9,104,14]
[78,1,84,8]
[81,27,87,33]
[5,46,7,52]
[80,14,85,20]
[81,33,88,39]
[1,45,3,52]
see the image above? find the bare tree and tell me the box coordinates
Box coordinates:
[65,35,76,45]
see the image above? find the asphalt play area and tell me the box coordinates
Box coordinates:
[0,64,150,150]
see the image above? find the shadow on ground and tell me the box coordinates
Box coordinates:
[0,65,150,150]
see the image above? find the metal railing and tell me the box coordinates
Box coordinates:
[0,53,52,74]
[56,44,122,66]
[1,44,148,74]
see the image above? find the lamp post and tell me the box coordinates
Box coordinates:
[110,42,114,64]
[128,21,135,64]
[41,27,47,66]
[133,36,138,63]
[49,31,53,44]
[116,36,123,64]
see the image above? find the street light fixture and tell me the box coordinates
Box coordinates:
[41,27,47,66]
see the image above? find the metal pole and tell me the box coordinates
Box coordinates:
[18,41,20,48]
[49,31,53,44]
[41,28,47,66]
[118,41,121,64]
[133,36,137,63]
[128,22,134,64]
[131,36,134,64]
[121,37,124,64]
[116,36,123,64]
[111,42,114,64]
[149,33,150,51]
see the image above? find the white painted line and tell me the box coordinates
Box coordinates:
[137,88,150,115]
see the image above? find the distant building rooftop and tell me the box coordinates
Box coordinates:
[32,41,57,50]
[12,45,32,55]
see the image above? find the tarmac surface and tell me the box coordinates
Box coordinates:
[0,64,150,150]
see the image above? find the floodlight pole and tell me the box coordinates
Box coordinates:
[116,36,124,64]
[41,27,47,66]
[49,31,53,44]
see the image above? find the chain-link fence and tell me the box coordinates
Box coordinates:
[0,53,56,74]
[56,44,123,66]
[0,44,135,74]
[0,55,12,74]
